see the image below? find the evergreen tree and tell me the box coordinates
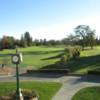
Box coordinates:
[24,32,32,46]
[20,35,27,47]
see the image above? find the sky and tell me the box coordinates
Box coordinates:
[0,0,100,40]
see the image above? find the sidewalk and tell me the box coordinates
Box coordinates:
[53,75,100,100]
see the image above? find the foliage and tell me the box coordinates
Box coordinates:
[74,25,96,50]
[24,32,33,46]
[0,32,33,49]
[33,39,62,46]
[9,89,39,100]
[61,46,82,64]
[20,34,27,47]
[62,34,79,45]
[0,36,15,49]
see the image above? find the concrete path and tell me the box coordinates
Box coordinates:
[53,75,100,100]
[0,74,100,100]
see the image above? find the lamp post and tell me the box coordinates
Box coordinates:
[12,46,23,100]
[16,46,20,99]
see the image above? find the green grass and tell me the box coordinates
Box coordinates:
[72,86,100,100]
[1,46,100,73]
[67,46,100,74]
[0,81,62,100]
[0,46,64,68]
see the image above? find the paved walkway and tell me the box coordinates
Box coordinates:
[0,74,100,100]
[53,75,100,100]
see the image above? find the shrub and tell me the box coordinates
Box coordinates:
[72,46,82,59]
[61,46,82,64]
[22,89,38,99]
[0,96,11,100]
[8,89,39,100]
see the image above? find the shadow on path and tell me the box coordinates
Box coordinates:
[19,72,66,78]
[70,75,100,85]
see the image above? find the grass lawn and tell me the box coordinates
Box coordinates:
[0,81,62,100]
[0,46,64,68]
[0,46,100,73]
[72,86,100,100]
[67,46,100,74]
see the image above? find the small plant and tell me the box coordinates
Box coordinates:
[0,96,11,100]
[22,89,39,99]
[6,89,39,100]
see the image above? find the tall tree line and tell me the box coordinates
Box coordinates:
[0,32,33,49]
[0,25,100,50]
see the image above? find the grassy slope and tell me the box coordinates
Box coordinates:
[0,81,62,100]
[67,46,100,74]
[72,86,100,100]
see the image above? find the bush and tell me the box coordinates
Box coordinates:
[3,89,39,100]
[61,46,82,64]
[0,96,11,100]
[22,89,38,99]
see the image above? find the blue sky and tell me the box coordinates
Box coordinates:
[0,0,100,40]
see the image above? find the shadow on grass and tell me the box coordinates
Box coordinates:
[41,53,64,60]
[40,61,67,70]
[67,54,100,73]
[20,54,100,79]
[40,54,100,74]
[22,50,64,55]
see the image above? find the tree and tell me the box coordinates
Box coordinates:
[74,25,95,49]
[33,39,39,46]
[47,40,56,46]
[86,31,96,49]
[62,34,79,45]
[43,38,47,45]
[0,39,3,50]
[24,32,32,46]
[1,36,15,49]
[20,35,27,47]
